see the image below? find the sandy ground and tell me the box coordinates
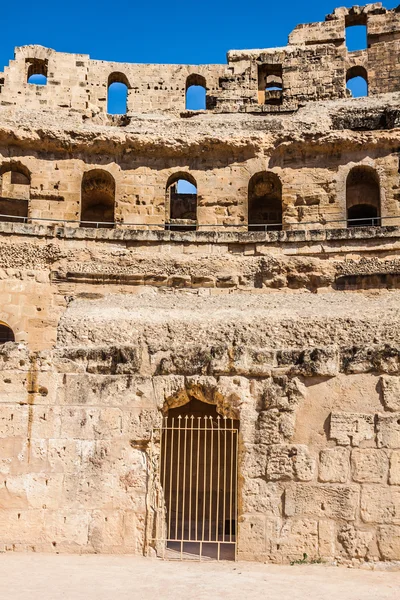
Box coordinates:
[0,554,399,600]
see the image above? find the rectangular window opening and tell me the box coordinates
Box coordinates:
[258,64,283,106]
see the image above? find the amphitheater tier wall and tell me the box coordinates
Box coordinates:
[1,2,400,567]
[2,5,400,116]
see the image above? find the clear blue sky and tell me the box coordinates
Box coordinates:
[1,0,399,70]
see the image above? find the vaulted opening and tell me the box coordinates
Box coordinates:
[0,323,15,344]
[346,66,368,98]
[186,74,206,111]
[347,166,380,227]
[80,170,115,228]
[248,171,282,231]
[258,65,283,105]
[26,58,48,85]
[166,173,197,231]
[0,164,30,223]
[107,72,130,115]
[159,397,239,561]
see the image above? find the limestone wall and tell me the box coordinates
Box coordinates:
[1,1,400,567]
[1,287,400,563]
[0,227,398,562]
[1,110,400,229]
[2,5,400,117]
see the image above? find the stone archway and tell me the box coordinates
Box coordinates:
[152,378,241,561]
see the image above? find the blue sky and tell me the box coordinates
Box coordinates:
[1,0,399,70]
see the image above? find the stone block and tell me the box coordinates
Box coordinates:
[0,509,45,544]
[351,449,388,483]
[122,409,159,442]
[377,414,400,448]
[241,479,282,516]
[29,406,62,439]
[276,519,319,561]
[377,525,400,560]
[266,445,315,482]
[380,376,400,412]
[63,472,116,510]
[0,406,28,438]
[261,377,306,412]
[48,439,81,473]
[361,486,400,524]
[256,410,296,445]
[319,448,350,483]
[318,520,335,557]
[337,525,374,559]
[330,412,375,446]
[0,473,63,510]
[44,510,89,549]
[241,444,269,479]
[60,407,122,440]
[389,450,400,485]
[285,484,359,521]
[123,511,146,553]
[236,514,268,557]
[88,510,124,551]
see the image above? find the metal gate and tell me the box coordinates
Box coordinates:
[153,414,238,561]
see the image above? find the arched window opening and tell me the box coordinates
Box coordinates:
[186,75,207,111]
[248,172,282,231]
[346,66,368,98]
[0,164,30,223]
[159,397,239,561]
[166,173,197,231]
[80,170,115,228]
[107,73,130,115]
[26,58,48,85]
[0,323,15,344]
[346,166,380,227]
[345,20,368,52]
[258,65,283,106]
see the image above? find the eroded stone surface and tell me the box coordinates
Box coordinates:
[1,3,400,567]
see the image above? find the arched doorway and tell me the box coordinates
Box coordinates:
[0,163,30,223]
[80,170,115,228]
[107,72,130,115]
[0,322,15,344]
[346,66,368,98]
[185,74,207,110]
[248,171,282,231]
[158,398,239,560]
[165,173,197,231]
[346,166,380,227]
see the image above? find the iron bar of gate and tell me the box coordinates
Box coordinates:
[154,415,238,561]
[0,213,395,230]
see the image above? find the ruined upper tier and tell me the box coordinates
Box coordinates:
[1,3,400,116]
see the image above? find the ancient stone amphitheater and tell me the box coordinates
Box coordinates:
[0,2,399,566]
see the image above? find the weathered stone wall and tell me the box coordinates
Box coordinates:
[2,5,400,117]
[0,2,400,566]
[0,227,399,563]
[1,93,400,228]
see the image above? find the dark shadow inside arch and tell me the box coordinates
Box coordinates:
[80,170,115,228]
[248,171,282,231]
[347,166,380,227]
[0,164,30,223]
[0,323,15,344]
